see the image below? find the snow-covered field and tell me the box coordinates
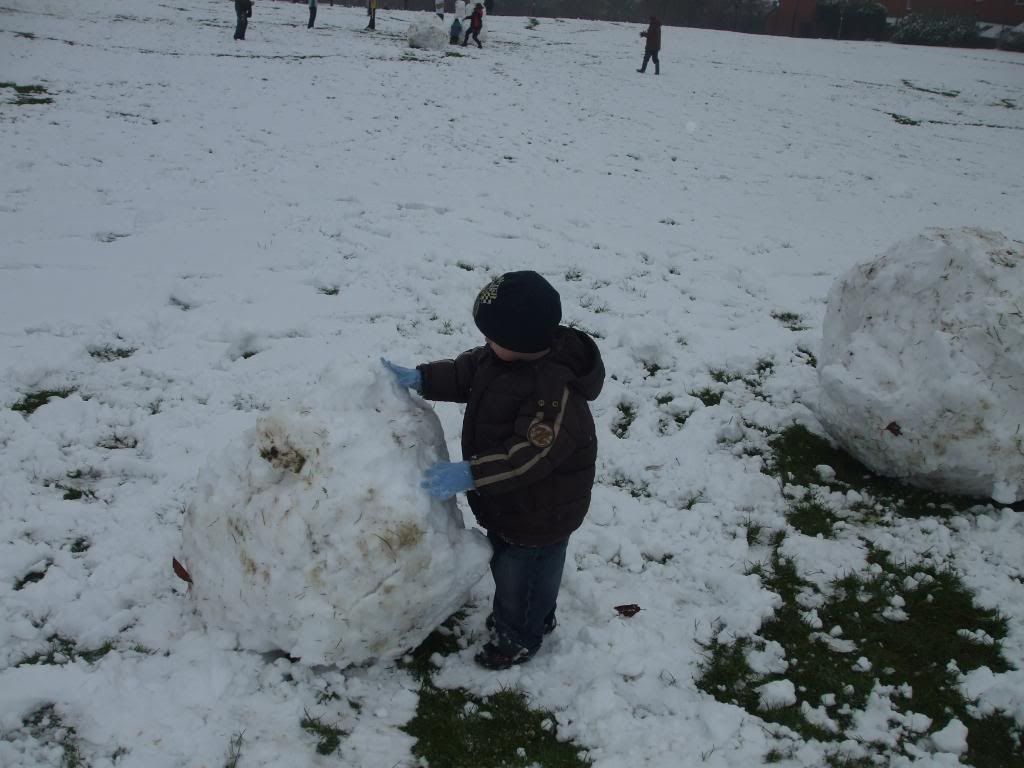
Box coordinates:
[1,1,1023,766]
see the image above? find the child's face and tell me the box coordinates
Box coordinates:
[486,338,548,362]
[486,338,521,362]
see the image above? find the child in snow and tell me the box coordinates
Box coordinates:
[638,15,661,74]
[462,2,484,47]
[234,0,253,40]
[450,16,463,44]
[383,271,605,670]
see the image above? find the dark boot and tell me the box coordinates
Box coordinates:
[475,641,535,671]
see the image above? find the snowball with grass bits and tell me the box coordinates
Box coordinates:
[814,228,1024,504]
[180,366,491,666]
[408,18,447,50]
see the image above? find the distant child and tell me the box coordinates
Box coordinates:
[383,271,605,670]
[234,0,253,41]
[637,15,661,74]
[462,2,483,47]
[308,0,317,29]
[450,16,463,44]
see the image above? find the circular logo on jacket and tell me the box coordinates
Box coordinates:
[528,421,554,448]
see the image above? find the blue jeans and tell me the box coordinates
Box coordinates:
[489,532,568,654]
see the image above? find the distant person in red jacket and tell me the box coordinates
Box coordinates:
[462,3,483,48]
[638,15,661,75]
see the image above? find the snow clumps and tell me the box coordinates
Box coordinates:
[408,18,447,50]
[814,228,1024,504]
[180,365,491,666]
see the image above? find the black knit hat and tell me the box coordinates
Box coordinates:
[472,271,562,353]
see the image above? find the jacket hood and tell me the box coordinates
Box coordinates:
[550,326,605,402]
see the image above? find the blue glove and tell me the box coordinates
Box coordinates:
[381,357,422,393]
[422,461,475,499]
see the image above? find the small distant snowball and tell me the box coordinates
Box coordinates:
[820,693,836,706]
[829,625,844,637]
[815,465,837,482]
[802,609,824,629]
[516,748,527,758]
[747,640,789,675]
[906,712,932,733]
[852,657,872,672]
[757,679,797,710]
[931,718,968,755]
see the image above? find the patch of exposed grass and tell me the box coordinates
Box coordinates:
[565,267,582,281]
[300,711,345,755]
[766,424,981,519]
[888,112,920,126]
[317,285,340,296]
[404,684,590,768]
[697,535,1020,767]
[225,731,245,768]
[400,613,591,767]
[53,468,100,501]
[786,495,839,537]
[690,386,721,407]
[608,472,651,499]
[708,368,739,385]
[642,361,662,378]
[17,635,115,666]
[89,344,136,361]
[795,345,817,367]
[69,536,90,554]
[1,81,53,105]
[770,311,808,331]
[901,79,959,98]
[97,433,138,450]
[14,561,50,590]
[22,704,85,767]
[611,401,636,438]
[12,387,76,415]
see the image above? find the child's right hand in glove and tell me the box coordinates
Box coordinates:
[381,358,422,393]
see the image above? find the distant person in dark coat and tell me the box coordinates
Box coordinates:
[637,15,661,74]
[234,0,253,40]
[462,3,483,47]
[308,0,317,28]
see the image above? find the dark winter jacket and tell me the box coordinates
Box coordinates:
[419,327,605,546]
[465,8,483,30]
[642,17,661,52]
[235,0,253,16]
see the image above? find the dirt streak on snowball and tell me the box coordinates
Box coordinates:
[814,228,1024,504]
[180,367,491,666]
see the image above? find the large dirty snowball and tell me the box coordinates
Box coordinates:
[814,228,1024,504]
[180,366,491,666]
[408,18,447,50]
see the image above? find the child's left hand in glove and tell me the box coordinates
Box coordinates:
[422,461,474,499]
